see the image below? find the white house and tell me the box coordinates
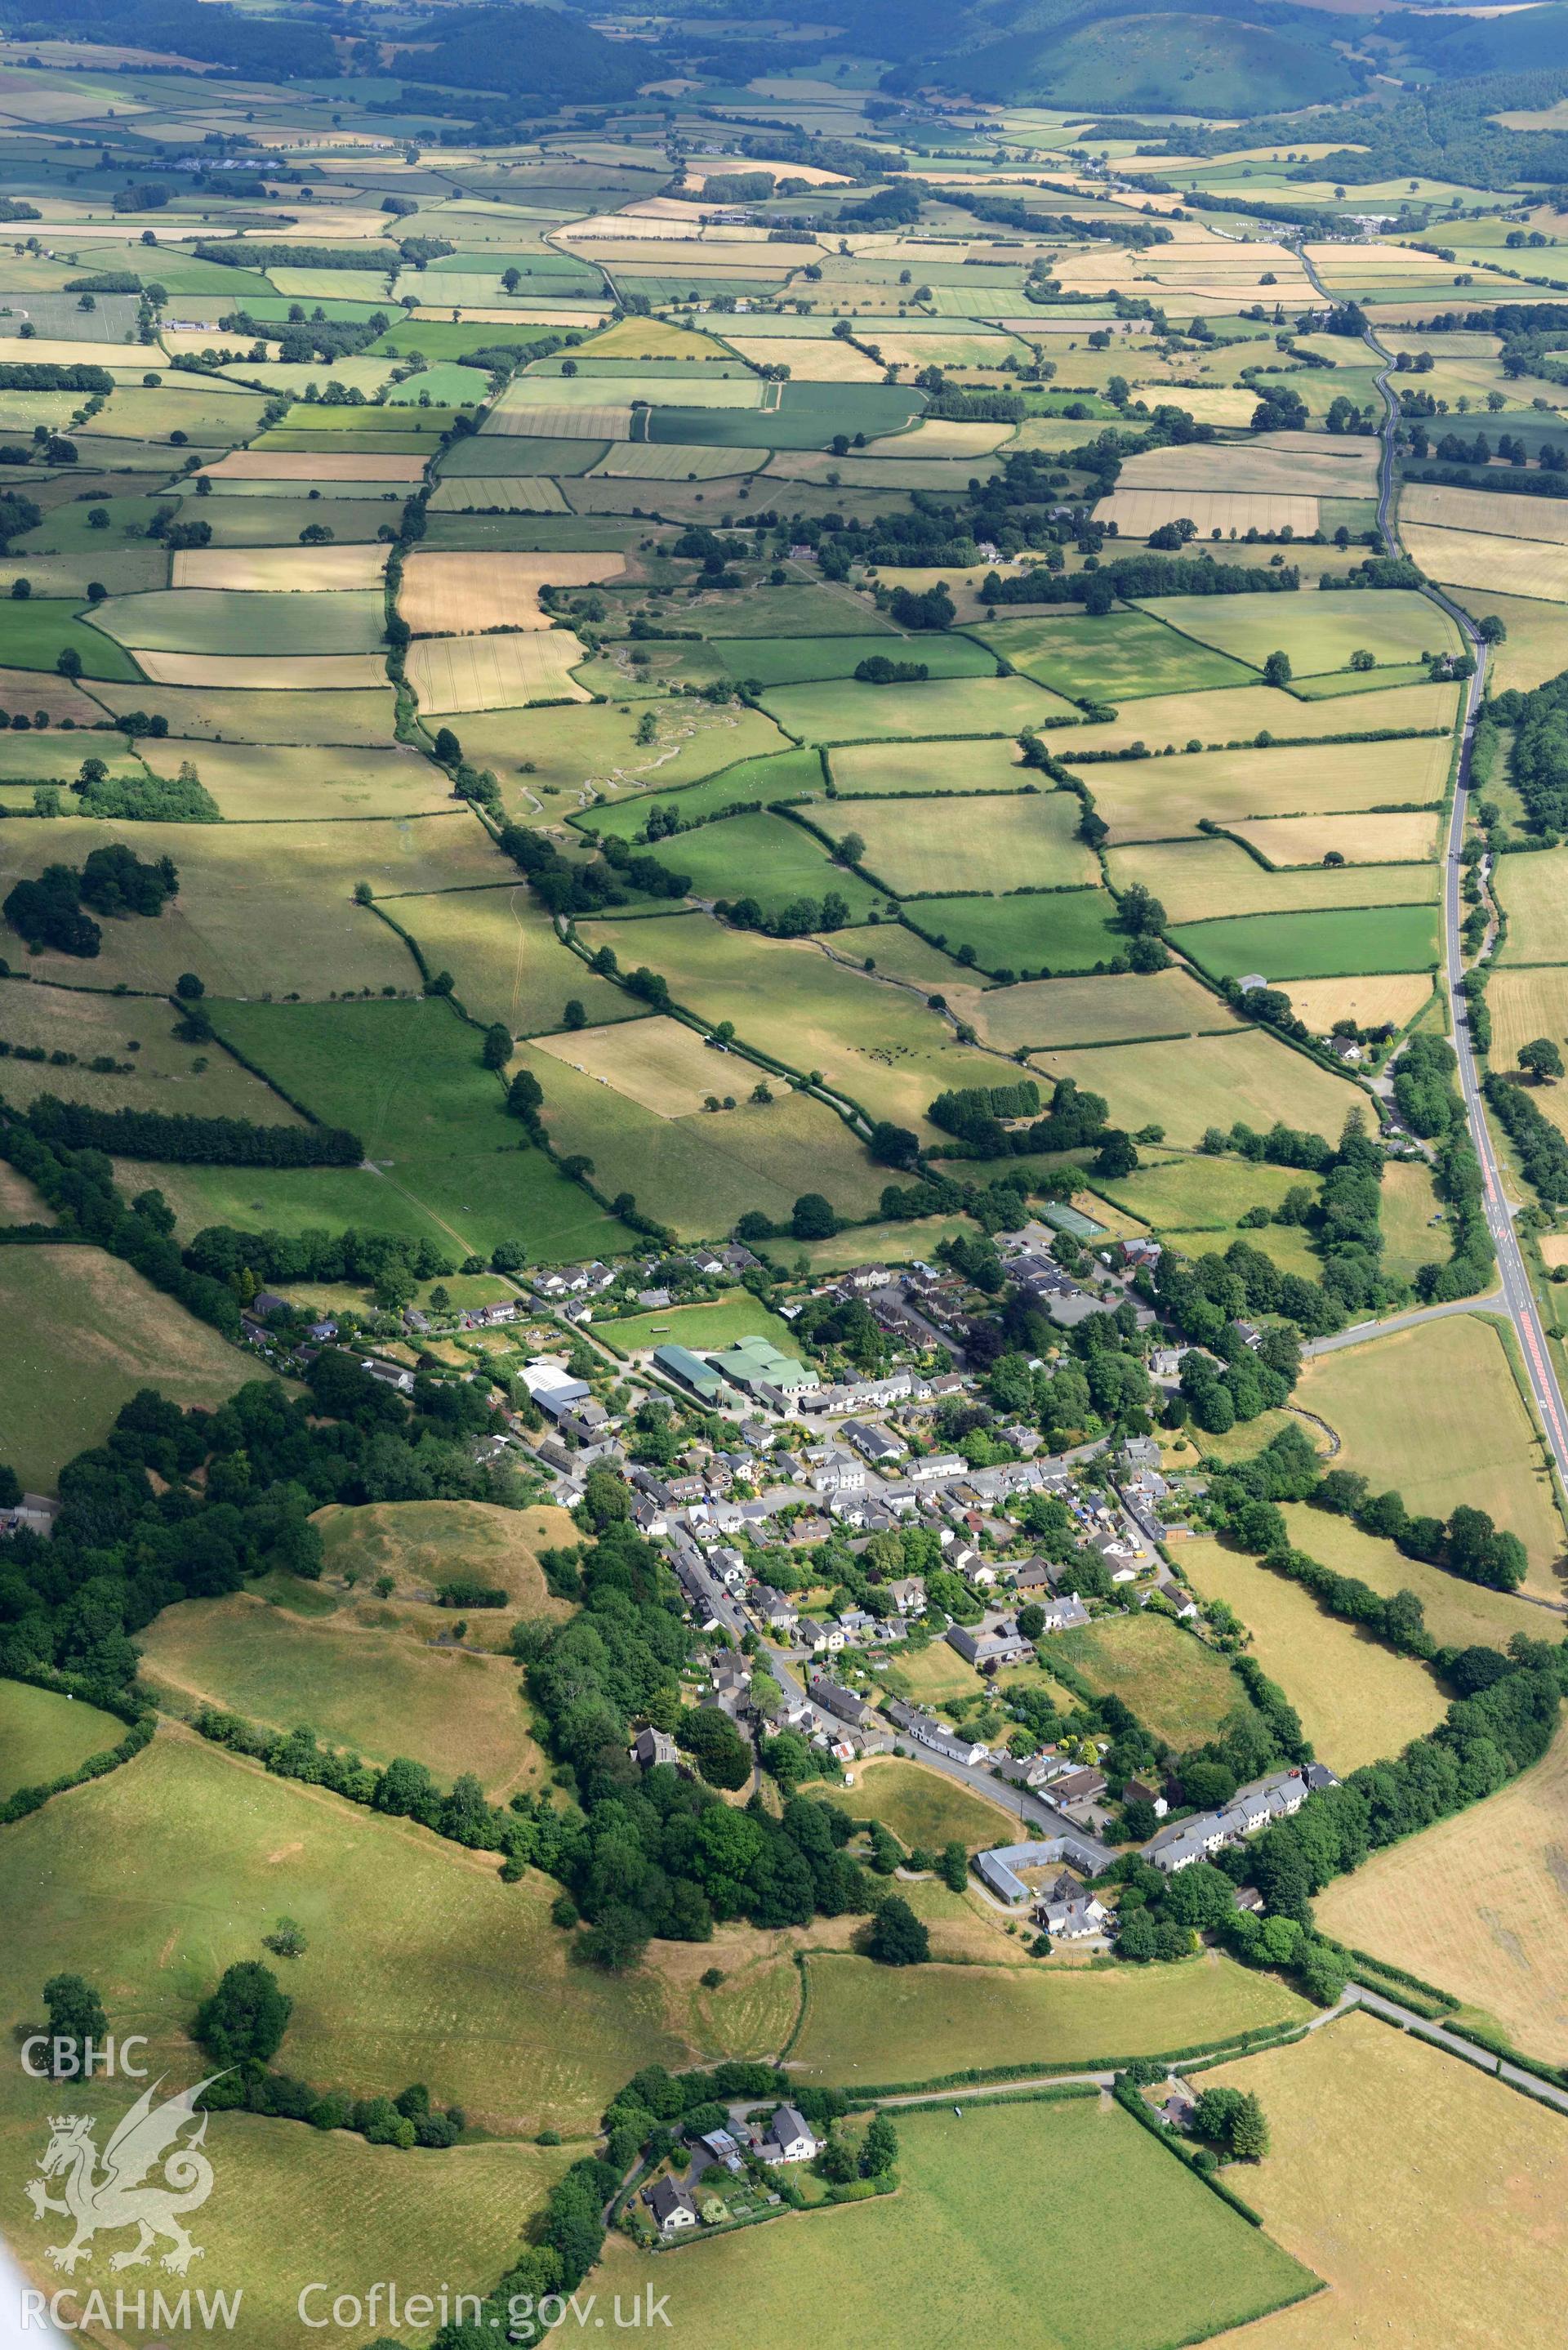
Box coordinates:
[760,2105,819,2164]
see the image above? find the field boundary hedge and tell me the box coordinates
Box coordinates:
[0,1667,154,1828]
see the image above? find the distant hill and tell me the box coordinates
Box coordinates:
[412,4,649,101]
[954,7,1361,110]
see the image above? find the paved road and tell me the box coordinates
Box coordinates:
[1293,242,1568,1483]
[1301,1291,1503,1358]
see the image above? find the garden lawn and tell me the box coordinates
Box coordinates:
[1178,1537,1448,1774]
[134,1594,546,1799]
[596,2092,1316,2350]
[975,607,1255,699]
[1294,1313,1567,1590]
[0,1246,265,1490]
[208,997,633,1264]
[1049,1612,1260,1750]
[1170,903,1441,981]
[1194,2013,1568,2349]
[0,1680,128,1804]
[599,1290,797,1356]
[790,1946,1311,2085]
[0,1731,680,2131]
[823,794,1098,897]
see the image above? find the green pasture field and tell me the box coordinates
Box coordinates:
[209,995,632,1264]
[1378,1157,1445,1284]
[1297,1313,1567,1590]
[1286,659,1432,701]
[11,493,177,554]
[824,793,1098,897]
[0,2071,570,2350]
[876,1639,987,1713]
[516,1043,885,1237]
[439,435,611,476]
[903,890,1125,977]
[85,679,399,747]
[0,1246,265,1487]
[657,809,885,923]
[0,595,144,680]
[769,1212,978,1273]
[0,1679,128,1804]
[141,737,457,821]
[576,747,823,842]
[956,965,1238,1052]
[456,699,791,820]
[789,1946,1311,2085]
[707,632,997,688]
[275,401,476,434]
[597,2094,1316,2350]
[1049,1612,1259,1750]
[759,672,1077,743]
[1179,1536,1448,1773]
[648,383,924,448]
[1276,1502,1542,1654]
[830,924,969,990]
[0,811,497,997]
[1493,845,1568,964]
[827,736,1027,796]
[1039,1029,1364,1152]
[88,586,387,656]
[91,383,270,445]
[598,1289,796,1356]
[135,1594,545,1798]
[0,977,302,1122]
[391,885,641,1035]
[373,319,586,359]
[1107,838,1438,926]
[821,1757,1014,1848]
[570,640,727,705]
[1092,1151,1320,1232]
[1170,903,1441,981]
[975,607,1256,700]
[0,547,167,599]
[0,1731,680,2129]
[106,1158,462,1252]
[1067,678,1459,767]
[1136,588,1460,674]
[1078,732,1457,844]
[571,912,1007,1139]
[677,582,900,638]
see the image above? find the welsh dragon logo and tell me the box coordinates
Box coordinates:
[25,2076,222,2276]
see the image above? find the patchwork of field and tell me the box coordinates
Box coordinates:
[1295,1315,1566,1590]
[0,1246,265,1487]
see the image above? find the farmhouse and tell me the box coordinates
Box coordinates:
[1039,1891,1111,1940]
[947,1613,1036,1669]
[645,2178,699,2234]
[975,1831,1113,1905]
[760,2106,820,2164]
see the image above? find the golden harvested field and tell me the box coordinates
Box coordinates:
[1230,809,1441,867]
[87,679,399,747]
[404,629,590,712]
[1403,522,1568,604]
[142,738,454,820]
[170,543,387,591]
[128,649,388,689]
[1098,488,1319,537]
[1037,1029,1363,1151]
[1493,846,1568,965]
[1107,837,1437,925]
[1296,1314,1567,1590]
[1402,481,1568,545]
[1113,439,1379,497]
[1317,1723,1568,2062]
[863,419,1014,458]
[589,441,765,479]
[1275,1501,1543,1652]
[1203,2013,1568,2350]
[955,965,1238,1050]
[737,336,885,380]
[1448,588,1568,691]
[1138,384,1258,427]
[1085,734,1454,841]
[400,549,624,633]
[822,1756,1016,1849]
[1068,679,1459,765]
[825,792,1098,895]
[1480,970,1568,1088]
[201,450,427,481]
[1279,972,1435,1032]
[481,397,633,439]
[534,1011,730,1114]
[1378,1157,1446,1286]
[1179,1536,1448,1774]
